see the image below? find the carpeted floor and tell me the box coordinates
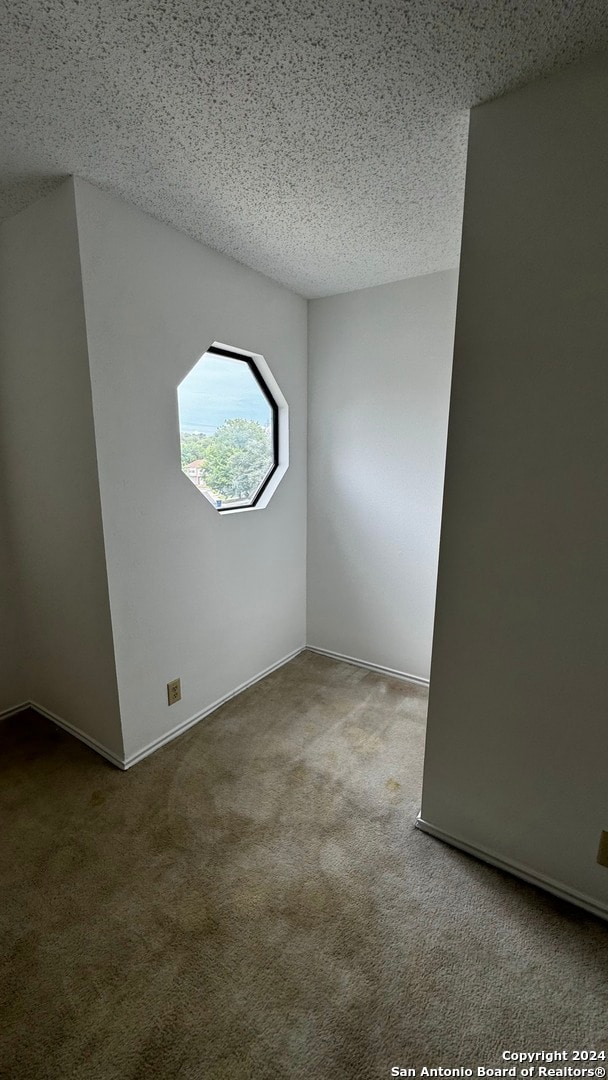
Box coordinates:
[1,650,607,1079]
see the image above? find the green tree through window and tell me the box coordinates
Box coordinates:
[180,432,209,467]
[201,419,272,502]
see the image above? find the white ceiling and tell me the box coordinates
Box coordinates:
[2,1,608,297]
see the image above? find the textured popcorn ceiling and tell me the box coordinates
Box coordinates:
[1,2,608,297]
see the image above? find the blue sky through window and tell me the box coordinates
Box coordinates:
[178,354,271,434]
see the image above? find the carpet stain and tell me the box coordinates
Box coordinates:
[344,724,384,753]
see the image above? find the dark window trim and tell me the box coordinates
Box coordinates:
[206,345,279,511]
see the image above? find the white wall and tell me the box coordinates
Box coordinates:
[0,377,24,709]
[0,181,123,756]
[420,55,608,913]
[0,506,23,711]
[74,179,308,762]
[307,271,458,681]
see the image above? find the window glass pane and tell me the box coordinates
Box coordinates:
[178,351,275,509]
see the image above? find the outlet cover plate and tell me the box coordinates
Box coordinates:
[167,678,181,706]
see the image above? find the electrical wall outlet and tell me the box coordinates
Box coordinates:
[597,830,608,869]
[167,678,181,706]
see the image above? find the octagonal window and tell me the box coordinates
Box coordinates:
[177,345,280,511]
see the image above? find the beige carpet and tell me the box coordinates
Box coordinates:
[1,650,607,1079]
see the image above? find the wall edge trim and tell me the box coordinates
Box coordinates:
[29,699,126,769]
[306,646,429,687]
[0,701,31,720]
[123,645,306,768]
[415,814,608,923]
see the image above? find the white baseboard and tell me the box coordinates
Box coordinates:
[29,700,126,770]
[3,645,423,772]
[0,701,31,720]
[306,645,429,688]
[123,645,306,769]
[415,815,608,923]
[1,698,125,768]
[2,648,305,771]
